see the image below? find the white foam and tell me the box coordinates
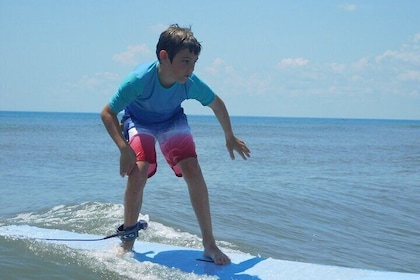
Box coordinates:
[1,225,419,280]
[4,202,238,254]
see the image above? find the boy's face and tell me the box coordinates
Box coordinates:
[161,48,199,85]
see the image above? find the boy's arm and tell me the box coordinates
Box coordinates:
[208,95,251,160]
[101,104,137,177]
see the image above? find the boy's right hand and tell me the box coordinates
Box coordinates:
[119,145,137,177]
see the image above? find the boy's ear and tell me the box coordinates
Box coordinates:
[158,50,169,62]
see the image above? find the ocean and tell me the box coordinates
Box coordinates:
[0,111,419,279]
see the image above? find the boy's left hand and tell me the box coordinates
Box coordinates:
[226,136,251,160]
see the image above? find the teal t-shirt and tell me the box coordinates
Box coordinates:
[109,61,215,125]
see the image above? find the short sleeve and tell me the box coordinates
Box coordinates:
[187,75,216,106]
[109,73,145,113]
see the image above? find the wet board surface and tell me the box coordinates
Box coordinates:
[1,225,419,280]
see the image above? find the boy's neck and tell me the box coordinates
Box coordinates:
[157,63,175,88]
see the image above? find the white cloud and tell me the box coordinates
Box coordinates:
[398,71,420,81]
[277,57,309,68]
[200,58,273,98]
[331,63,345,73]
[376,35,420,65]
[72,72,119,87]
[265,32,420,107]
[351,57,369,71]
[376,49,420,65]
[113,44,152,65]
[375,50,399,63]
[338,3,357,12]
[192,31,420,119]
[351,75,362,82]
[204,58,231,75]
[150,24,168,34]
[69,72,120,96]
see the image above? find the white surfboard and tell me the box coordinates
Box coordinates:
[0,225,419,280]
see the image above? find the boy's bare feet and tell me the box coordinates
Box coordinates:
[204,243,231,265]
[116,240,135,256]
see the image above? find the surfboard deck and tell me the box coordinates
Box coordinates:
[1,225,419,280]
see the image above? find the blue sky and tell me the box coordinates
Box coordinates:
[1,1,419,119]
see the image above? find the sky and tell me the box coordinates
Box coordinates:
[1,1,419,120]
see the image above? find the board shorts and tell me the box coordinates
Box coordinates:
[123,114,197,178]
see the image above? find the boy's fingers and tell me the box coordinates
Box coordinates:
[229,150,235,160]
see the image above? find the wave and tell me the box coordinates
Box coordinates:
[1,202,241,279]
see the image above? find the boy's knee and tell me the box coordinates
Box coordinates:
[178,158,201,177]
[128,162,149,184]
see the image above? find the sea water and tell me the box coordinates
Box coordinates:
[0,111,419,279]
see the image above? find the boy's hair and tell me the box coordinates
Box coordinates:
[156,24,202,62]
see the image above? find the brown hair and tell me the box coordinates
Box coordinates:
[156,24,202,62]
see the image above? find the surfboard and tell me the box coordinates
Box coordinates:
[1,225,419,280]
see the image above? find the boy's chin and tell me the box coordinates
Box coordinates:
[178,76,190,83]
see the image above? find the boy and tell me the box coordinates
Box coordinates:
[101,24,250,265]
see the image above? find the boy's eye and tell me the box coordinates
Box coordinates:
[180,58,197,65]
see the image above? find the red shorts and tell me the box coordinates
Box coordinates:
[126,117,197,178]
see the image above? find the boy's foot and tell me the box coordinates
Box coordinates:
[204,243,231,265]
[118,240,135,255]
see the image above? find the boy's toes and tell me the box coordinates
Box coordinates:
[204,245,231,265]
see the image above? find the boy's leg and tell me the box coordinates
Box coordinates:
[121,132,156,251]
[178,158,231,265]
[121,161,149,251]
[158,116,229,264]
